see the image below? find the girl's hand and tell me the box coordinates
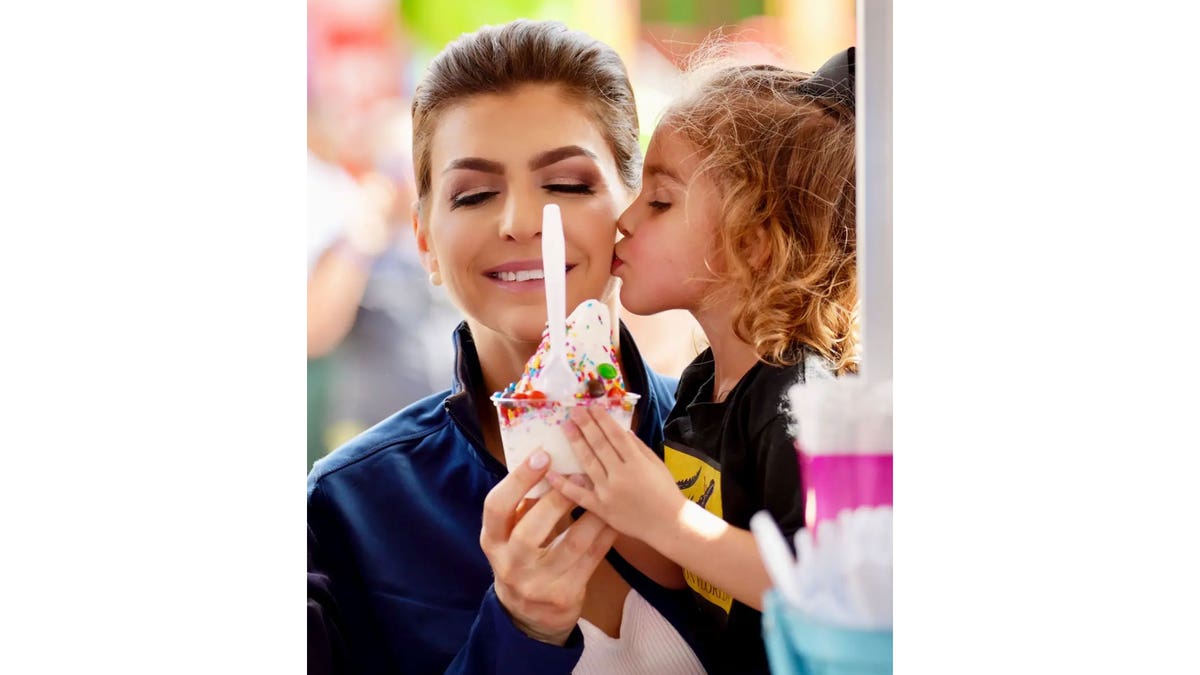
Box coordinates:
[546,407,686,546]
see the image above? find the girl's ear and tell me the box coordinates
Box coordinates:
[749,227,773,268]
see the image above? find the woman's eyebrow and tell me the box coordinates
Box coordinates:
[443,157,504,175]
[529,145,598,171]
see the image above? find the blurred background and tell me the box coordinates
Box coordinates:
[307,0,857,470]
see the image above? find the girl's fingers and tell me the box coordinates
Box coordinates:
[569,407,624,466]
[564,419,608,481]
[588,407,650,464]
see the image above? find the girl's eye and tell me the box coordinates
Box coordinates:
[648,200,671,211]
[450,190,498,210]
[545,183,595,195]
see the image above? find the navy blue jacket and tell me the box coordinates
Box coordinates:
[307,322,699,674]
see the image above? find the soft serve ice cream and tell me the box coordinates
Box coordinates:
[493,299,639,497]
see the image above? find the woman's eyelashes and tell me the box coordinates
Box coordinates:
[449,182,595,210]
[648,199,671,212]
[450,189,498,210]
[544,182,595,195]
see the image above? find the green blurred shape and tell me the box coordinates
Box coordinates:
[641,0,765,24]
[400,0,572,53]
[308,356,332,473]
[739,0,765,20]
[669,0,696,22]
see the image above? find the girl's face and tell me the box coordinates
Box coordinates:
[417,84,630,344]
[613,124,722,316]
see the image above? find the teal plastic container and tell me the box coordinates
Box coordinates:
[762,591,893,675]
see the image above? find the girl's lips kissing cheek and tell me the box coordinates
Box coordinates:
[610,254,624,274]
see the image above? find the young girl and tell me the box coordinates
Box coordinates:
[545,48,859,674]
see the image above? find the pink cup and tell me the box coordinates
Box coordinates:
[798,444,893,528]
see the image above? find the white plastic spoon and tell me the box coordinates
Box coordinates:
[540,204,577,400]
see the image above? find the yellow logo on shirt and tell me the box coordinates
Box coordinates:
[663,443,732,615]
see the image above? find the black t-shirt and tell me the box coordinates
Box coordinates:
[660,348,830,675]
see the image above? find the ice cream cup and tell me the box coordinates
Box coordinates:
[492,393,640,498]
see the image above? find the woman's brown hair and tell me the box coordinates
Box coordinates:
[411,20,641,205]
[665,63,859,374]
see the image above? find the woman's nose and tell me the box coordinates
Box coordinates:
[498,189,542,242]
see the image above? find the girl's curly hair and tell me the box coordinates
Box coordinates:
[665,63,859,373]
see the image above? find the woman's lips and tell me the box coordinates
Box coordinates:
[610,255,624,274]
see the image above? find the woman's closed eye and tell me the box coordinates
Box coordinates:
[544,182,595,195]
[648,199,671,211]
[450,189,499,210]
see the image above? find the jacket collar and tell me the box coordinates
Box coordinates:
[443,321,663,476]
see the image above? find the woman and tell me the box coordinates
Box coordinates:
[307,20,707,675]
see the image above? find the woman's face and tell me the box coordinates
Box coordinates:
[613,124,721,316]
[418,84,630,344]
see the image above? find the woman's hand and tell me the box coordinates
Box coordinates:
[479,450,619,646]
[545,407,687,546]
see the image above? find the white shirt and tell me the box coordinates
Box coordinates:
[574,589,707,675]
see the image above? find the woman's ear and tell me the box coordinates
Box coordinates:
[413,203,440,282]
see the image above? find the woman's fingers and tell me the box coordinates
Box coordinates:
[545,510,616,573]
[481,450,551,548]
[509,484,577,553]
[545,471,599,512]
[553,515,619,592]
